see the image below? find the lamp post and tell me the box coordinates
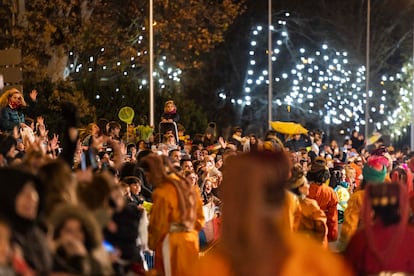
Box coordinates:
[149,0,154,126]
[364,0,370,140]
[411,18,414,150]
[268,0,273,129]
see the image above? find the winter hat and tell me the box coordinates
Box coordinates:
[362,155,388,184]
[307,157,330,184]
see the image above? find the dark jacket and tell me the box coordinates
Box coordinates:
[0,106,24,132]
[0,168,52,274]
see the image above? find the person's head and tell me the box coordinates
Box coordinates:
[0,168,42,223]
[232,126,242,137]
[164,100,176,113]
[306,157,330,184]
[0,88,26,109]
[137,140,147,151]
[288,163,309,196]
[38,159,77,218]
[139,153,171,187]
[390,165,413,193]
[203,177,213,193]
[181,158,194,172]
[220,151,292,276]
[49,204,102,252]
[108,121,121,137]
[184,170,198,186]
[0,133,17,161]
[169,149,181,163]
[96,118,109,136]
[122,176,142,196]
[362,155,388,188]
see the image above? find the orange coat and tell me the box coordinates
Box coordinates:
[297,196,328,246]
[196,233,354,276]
[148,181,205,276]
[308,183,339,241]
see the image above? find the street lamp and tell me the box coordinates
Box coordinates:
[149,0,154,126]
[411,18,414,150]
[268,0,273,129]
[365,0,370,139]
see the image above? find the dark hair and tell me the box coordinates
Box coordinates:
[0,133,17,156]
[122,176,142,186]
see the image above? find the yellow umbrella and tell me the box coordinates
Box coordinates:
[270,121,308,135]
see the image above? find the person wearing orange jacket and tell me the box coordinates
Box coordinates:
[307,157,339,242]
[140,154,204,276]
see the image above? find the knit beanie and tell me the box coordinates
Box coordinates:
[362,155,388,184]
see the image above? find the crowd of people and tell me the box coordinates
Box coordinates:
[1,88,414,275]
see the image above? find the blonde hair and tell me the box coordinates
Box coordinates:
[0,88,27,108]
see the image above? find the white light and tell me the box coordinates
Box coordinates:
[282,73,288,79]
[247,79,253,84]
[322,44,328,50]
[248,70,254,75]
[249,51,254,56]
[277,40,283,45]
[281,31,288,37]
[251,41,257,46]
[231,99,236,104]
[123,71,128,76]
[257,26,263,31]
[253,30,258,35]
[116,61,121,66]
[237,99,243,105]
[250,60,256,65]
[96,95,100,100]
[88,68,92,72]
[262,70,268,75]
[245,96,251,101]
[299,48,305,53]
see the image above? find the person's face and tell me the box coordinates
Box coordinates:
[182,160,193,171]
[129,183,141,195]
[171,151,181,162]
[59,218,85,243]
[298,181,310,196]
[114,127,121,135]
[7,144,17,158]
[0,224,11,266]
[9,92,22,104]
[249,136,257,144]
[186,173,198,186]
[215,159,223,169]
[204,181,212,193]
[138,141,146,150]
[166,103,175,113]
[15,182,39,220]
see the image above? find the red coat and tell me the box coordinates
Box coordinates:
[345,223,414,274]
